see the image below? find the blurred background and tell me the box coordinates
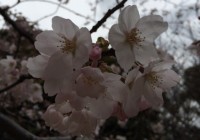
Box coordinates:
[0,0,200,140]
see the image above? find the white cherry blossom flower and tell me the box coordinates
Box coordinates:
[124,60,180,117]
[109,5,168,72]
[76,66,129,119]
[27,16,92,96]
[43,103,97,136]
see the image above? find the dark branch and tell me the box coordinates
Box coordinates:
[90,0,127,33]
[0,113,71,140]
[0,7,35,44]
[0,75,32,94]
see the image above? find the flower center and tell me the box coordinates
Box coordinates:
[127,28,145,45]
[83,75,98,85]
[145,72,159,86]
[58,35,76,55]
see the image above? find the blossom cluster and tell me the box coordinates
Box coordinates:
[0,56,43,103]
[27,5,180,136]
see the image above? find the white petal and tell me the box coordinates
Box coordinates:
[115,44,135,72]
[136,15,168,42]
[55,91,86,110]
[104,73,128,103]
[73,28,92,70]
[65,110,97,136]
[76,67,105,98]
[87,97,115,119]
[109,24,126,49]
[52,16,79,40]
[35,31,60,56]
[151,60,175,72]
[124,77,144,117]
[27,55,49,78]
[125,67,140,85]
[108,24,135,71]
[143,81,163,108]
[134,44,159,66]
[156,69,180,90]
[118,5,140,32]
[43,51,73,96]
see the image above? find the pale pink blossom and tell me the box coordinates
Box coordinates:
[76,66,129,119]
[109,5,168,72]
[27,16,92,96]
[124,60,180,117]
[43,103,97,136]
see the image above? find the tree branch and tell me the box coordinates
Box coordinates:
[0,75,32,94]
[90,0,127,33]
[0,113,71,140]
[0,7,35,44]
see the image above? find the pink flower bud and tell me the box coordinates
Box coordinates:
[89,45,102,61]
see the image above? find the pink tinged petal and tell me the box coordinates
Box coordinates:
[87,97,115,119]
[155,69,180,90]
[112,103,127,121]
[52,16,79,40]
[143,81,164,108]
[109,24,126,49]
[134,44,159,66]
[43,105,64,129]
[73,28,92,70]
[27,55,49,78]
[139,96,151,111]
[43,51,73,96]
[35,31,60,56]
[118,5,140,33]
[136,15,168,42]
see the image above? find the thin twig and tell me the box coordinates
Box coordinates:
[10,0,97,23]
[0,113,71,140]
[0,7,34,44]
[90,0,127,33]
[31,1,62,25]
[0,75,32,94]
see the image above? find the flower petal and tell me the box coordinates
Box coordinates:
[43,51,73,96]
[76,67,105,98]
[27,55,49,78]
[134,44,159,66]
[109,24,126,49]
[87,97,115,119]
[156,69,180,90]
[73,28,92,70]
[143,81,163,108]
[136,15,168,42]
[52,16,79,40]
[124,76,144,117]
[118,5,140,32]
[35,31,60,56]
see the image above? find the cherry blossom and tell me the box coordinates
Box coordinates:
[43,102,98,136]
[109,5,168,72]
[124,60,180,117]
[27,16,92,96]
[75,66,129,119]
